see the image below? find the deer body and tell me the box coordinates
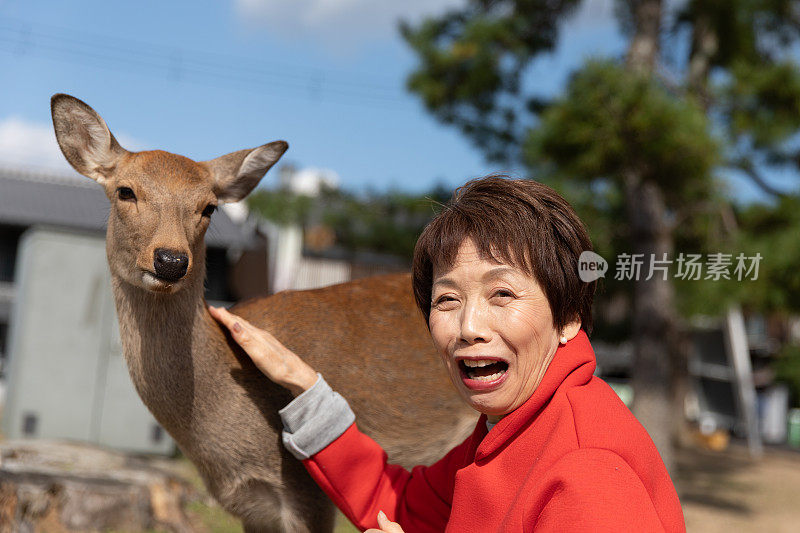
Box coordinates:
[52,95,473,532]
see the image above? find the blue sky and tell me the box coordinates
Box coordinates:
[0,0,792,201]
[0,0,628,194]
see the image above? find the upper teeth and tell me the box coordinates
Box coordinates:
[463,359,497,368]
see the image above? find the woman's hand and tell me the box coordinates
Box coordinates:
[208,306,318,397]
[364,511,405,533]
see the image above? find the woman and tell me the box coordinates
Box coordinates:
[209,176,685,532]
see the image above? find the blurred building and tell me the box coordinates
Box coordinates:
[592,301,799,452]
[0,167,265,374]
[278,163,340,196]
[266,164,406,292]
[0,166,265,453]
[0,165,406,454]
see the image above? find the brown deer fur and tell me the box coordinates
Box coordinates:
[51,94,474,532]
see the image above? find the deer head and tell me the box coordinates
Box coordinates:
[51,94,287,295]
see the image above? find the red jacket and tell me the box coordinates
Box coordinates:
[303,331,685,532]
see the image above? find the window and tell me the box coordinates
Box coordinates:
[0,226,22,283]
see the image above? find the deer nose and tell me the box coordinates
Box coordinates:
[153,248,189,281]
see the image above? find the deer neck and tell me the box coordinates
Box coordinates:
[110,259,218,439]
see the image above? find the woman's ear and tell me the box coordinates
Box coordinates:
[560,319,582,343]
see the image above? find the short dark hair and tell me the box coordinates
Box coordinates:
[412,175,596,335]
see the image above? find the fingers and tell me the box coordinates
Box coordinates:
[209,306,268,364]
[207,305,318,397]
[208,305,246,332]
[376,511,404,533]
[353,510,404,532]
[209,306,260,344]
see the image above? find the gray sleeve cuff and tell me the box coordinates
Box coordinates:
[278,373,356,460]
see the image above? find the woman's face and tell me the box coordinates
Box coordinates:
[429,239,578,422]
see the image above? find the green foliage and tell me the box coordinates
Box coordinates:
[247,186,451,261]
[401,0,800,344]
[524,60,719,208]
[403,0,800,200]
[246,188,313,225]
[732,194,800,312]
[401,0,581,161]
[320,193,430,260]
[523,60,731,324]
[774,343,800,407]
[723,60,800,148]
[674,0,800,185]
[675,0,800,69]
[667,192,800,317]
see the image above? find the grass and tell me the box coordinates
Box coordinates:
[185,500,243,532]
[172,455,360,532]
[334,515,360,533]
[183,500,359,533]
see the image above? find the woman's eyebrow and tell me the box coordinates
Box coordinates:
[432,277,459,290]
[482,266,520,281]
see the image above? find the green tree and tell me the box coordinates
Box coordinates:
[734,194,800,314]
[248,185,451,261]
[402,0,800,472]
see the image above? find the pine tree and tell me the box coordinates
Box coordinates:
[402,0,800,473]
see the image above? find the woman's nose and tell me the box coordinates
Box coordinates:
[460,301,492,344]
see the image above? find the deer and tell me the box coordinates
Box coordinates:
[50,94,475,532]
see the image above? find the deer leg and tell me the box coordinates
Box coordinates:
[303,500,336,533]
[231,473,335,533]
[272,489,336,533]
[241,501,334,533]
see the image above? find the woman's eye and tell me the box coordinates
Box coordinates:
[202,204,218,217]
[117,187,136,201]
[433,296,459,309]
[492,290,515,300]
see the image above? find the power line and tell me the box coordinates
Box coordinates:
[0,18,410,108]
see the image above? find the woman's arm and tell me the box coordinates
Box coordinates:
[208,305,458,531]
[528,449,676,532]
[303,420,467,531]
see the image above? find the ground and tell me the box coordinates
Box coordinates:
[180,443,800,532]
[1,431,798,531]
[678,443,800,533]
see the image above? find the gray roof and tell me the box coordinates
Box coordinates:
[0,167,255,248]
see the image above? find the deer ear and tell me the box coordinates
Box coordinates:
[51,94,128,184]
[203,141,288,203]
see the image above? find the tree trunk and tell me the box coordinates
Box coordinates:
[626,0,663,72]
[670,316,694,449]
[623,171,678,475]
[622,0,678,475]
[687,12,718,107]
[664,11,722,452]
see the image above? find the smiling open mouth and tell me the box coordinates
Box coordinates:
[459,359,509,382]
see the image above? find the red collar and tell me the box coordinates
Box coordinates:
[468,330,597,461]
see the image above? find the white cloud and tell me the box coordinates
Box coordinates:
[0,116,145,176]
[234,0,622,52]
[0,117,71,171]
[234,0,465,45]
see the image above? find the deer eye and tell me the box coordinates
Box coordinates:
[202,204,217,218]
[117,187,136,201]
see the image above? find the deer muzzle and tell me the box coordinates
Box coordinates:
[153,248,189,282]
